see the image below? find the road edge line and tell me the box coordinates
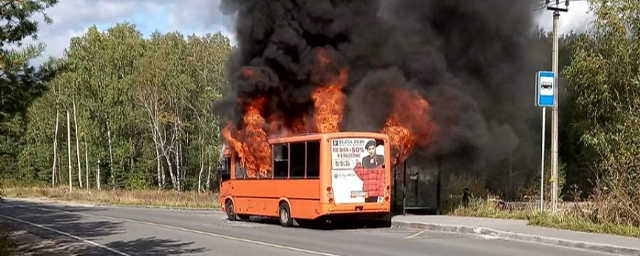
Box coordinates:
[0,214,131,256]
[391,221,640,256]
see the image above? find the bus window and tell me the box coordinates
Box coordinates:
[290,142,305,178]
[273,144,289,178]
[235,156,246,179]
[219,156,231,180]
[306,141,320,178]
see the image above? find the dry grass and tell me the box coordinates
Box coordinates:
[448,195,640,238]
[1,186,220,209]
[528,211,640,238]
[0,226,16,256]
[439,173,640,238]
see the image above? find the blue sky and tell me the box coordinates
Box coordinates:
[23,0,594,66]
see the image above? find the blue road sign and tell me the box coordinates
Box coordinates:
[536,71,555,107]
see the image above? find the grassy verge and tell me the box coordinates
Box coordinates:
[527,213,640,238]
[2,186,220,209]
[447,196,640,238]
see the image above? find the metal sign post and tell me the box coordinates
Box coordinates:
[536,71,555,213]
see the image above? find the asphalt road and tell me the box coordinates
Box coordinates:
[0,200,619,256]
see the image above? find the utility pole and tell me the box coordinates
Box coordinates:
[546,0,568,214]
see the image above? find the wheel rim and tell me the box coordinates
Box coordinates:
[227,201,233,216]
[280,208,289,223]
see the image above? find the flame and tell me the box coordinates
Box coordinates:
[311,48,349,133]
[267,113,288,137]
[317,48,332,66]
[241,67,261,82]
[267,114,280,134]
[221,97,272,178]
[223,50,438,173]
[290,114,310,135]
[381,87,437,166]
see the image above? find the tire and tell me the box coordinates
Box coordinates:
[278,202,293,227]
[378,213,392,228]
[225,199,237,221]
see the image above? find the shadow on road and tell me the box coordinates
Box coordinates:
[0,200,209,255]
[75,237,208,256]
[242,216,392,231]
[0,203,125,238]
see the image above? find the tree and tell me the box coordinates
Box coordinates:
[11,22,233,192]
[563,0,640,225]
[0,0,59,193]
[0,0,59,121]
[184,33,231,192]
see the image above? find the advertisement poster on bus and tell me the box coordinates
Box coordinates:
[330,138,386,204]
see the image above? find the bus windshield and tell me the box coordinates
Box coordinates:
[330,137,387,204]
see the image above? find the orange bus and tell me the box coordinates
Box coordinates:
[217,132,392,227]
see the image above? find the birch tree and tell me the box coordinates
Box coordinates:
[10,23,235,192]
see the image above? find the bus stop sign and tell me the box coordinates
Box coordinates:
[536,71,555,107]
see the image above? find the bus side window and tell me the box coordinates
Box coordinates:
[273,144,289,178]
[289,142,305,178]
[306,141,320,178]
[219,157,231,180]
[225,157,231,174]
[235,156,246,179]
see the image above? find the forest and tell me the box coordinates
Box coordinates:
[1,0,639,228]
[1,24,232,191]
[1,0,232,192]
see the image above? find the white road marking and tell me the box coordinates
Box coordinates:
[405,230,424,239]
[0,214,131,256]
[476,234,501,240]
[11,205,342,256]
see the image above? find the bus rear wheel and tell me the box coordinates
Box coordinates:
[278,203,293,227]
[225,200,237,221]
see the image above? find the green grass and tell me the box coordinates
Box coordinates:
[2,186,221,209]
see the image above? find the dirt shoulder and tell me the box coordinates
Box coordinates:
[0,221,67,256]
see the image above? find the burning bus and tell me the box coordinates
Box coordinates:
[218,132,392,227]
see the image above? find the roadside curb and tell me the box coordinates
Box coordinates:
[391,220,640,256]
[3,197,221,212]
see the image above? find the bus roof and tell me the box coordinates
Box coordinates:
[222,131,390,149]
[267,131,389,144]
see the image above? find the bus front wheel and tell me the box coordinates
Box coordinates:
[278,202,293,227]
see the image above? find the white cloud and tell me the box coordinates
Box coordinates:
[22,0,232,66]
[20,0,595,67]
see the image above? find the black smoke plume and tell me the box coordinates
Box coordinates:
[215,0,545,190]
